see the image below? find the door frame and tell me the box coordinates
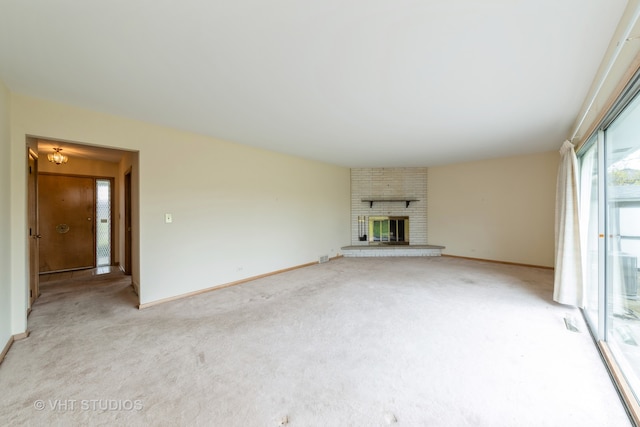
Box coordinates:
[25,138,140,308]
[27,148,39,309]
[124,168,132,275]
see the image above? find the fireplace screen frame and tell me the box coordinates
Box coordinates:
[368,216,409,245]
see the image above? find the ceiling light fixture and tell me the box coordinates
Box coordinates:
[47,148,68,165]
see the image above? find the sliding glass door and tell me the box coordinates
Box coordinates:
[579,88,640,406]
[605,93,640,397]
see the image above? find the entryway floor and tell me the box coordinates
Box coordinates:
[39,266,121,284]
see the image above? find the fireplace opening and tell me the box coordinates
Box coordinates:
[369,216,409,245]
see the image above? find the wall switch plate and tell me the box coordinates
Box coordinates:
[165,213,173,223]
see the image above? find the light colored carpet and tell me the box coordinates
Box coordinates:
[0,257,631,426]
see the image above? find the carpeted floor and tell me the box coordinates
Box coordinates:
[0,257,631,426]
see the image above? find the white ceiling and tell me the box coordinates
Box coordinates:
[0,0,629,167]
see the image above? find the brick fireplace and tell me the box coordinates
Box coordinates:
[351,168,428,246]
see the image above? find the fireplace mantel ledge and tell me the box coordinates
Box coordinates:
[361,198,419,208]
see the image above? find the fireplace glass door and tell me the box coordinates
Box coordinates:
[369,216,409,244]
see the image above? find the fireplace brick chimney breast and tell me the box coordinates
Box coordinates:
[351,168,427,246]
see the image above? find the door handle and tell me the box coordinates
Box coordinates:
[33,234,42,239]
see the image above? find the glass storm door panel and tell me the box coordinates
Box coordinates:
[605,92,640,399]
[96,179,112,267]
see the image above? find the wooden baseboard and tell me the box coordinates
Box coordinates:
[599,342,640,426]
[0,331,30,365]
[138,259,333,310]
[441,254,554,270]
[13,331,30,341]
[0,337,13,365]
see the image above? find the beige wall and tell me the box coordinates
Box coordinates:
[0,79,12,345]
[4,90,559,339]
[427,151,559,267]
[9,94,351,312]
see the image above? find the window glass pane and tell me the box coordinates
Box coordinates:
[620,207,640,236]
[621,239,640,261]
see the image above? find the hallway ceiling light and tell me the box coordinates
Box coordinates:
[48,148,68,165]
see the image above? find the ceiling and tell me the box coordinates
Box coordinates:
[0,0,629,167]
[36,138,129,163]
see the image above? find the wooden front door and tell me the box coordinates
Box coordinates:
[38,174,95,272]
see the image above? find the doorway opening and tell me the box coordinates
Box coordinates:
[28,138,139,304]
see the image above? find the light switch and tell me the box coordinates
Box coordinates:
[165,213,173,223]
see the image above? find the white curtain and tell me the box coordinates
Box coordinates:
[554,140,584,307]
[578,145,598,310]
